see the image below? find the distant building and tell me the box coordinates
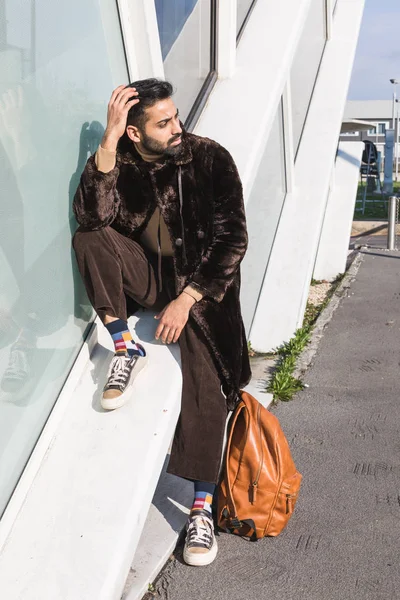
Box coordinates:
[341,100,397,161]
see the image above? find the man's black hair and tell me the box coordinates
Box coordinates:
[126,78,173,130]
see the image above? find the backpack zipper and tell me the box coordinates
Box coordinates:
[251,404,264,503]
[286,494,297,514]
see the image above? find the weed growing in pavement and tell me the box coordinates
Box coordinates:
[267,272,345,403]
[267,327,310,403]
[247,340,256,357]
[311,278,324,286]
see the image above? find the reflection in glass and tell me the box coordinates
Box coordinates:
[290,0,327,156]
[241,101,287,333]
[237,0,256,37]
[155,0,212,122]
[0,0,128,516]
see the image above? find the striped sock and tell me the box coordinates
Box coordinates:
[191,481,216,517]
[105,319,146,357]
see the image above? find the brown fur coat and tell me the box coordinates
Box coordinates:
[73,130,251,408]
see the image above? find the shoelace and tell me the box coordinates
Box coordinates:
[187,515,214,549]
[106,355,136,388]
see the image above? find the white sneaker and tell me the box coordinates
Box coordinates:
[101,348,148,410]
[183,511,218,567]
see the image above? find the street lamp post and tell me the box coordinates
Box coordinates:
[390,79,399,182]
[396,99,400,182]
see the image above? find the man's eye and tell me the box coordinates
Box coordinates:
[159,122,167,128]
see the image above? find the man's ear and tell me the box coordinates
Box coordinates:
[126,125,141,143]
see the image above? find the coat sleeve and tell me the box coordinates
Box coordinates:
[72,154,120,229]
[189,145,248,303]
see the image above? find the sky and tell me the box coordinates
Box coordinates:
[348,0,400,100]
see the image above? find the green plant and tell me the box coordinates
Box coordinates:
[279,327,311,357]
[267,271,346,403]
[247,340,255,357]
[267,328,310,402]
[311,278,323,286]
[268,367,304,402]
[303,301,323,330]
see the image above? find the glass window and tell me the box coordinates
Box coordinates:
[237,0,256,38]
[241,100,287,334]
[0,0,128,517]
[368,123,388,136]
[155,0,215,123]
[290,0,327,156]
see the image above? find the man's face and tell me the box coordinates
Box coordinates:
[129,97,183,156]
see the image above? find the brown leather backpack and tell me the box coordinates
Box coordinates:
[217,390,302,540]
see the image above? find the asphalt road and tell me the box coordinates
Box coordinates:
[351,234,390,248]
[148,248,400,600]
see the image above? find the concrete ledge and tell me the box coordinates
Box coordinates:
[0,312,182,600]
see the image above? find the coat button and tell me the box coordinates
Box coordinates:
[197,231,205,239]
[175,238,183,247]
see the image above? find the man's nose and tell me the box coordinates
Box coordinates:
[172,119,182,136]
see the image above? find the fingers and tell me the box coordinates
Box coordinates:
[165,328,176,344]
[155,322,180,344]
[109,85,125,105]
[162,328,176,344]
[155,322,164,340]
[126,98,140,111]
[154,307,166,320]
[114,86,139,108]
[156,324,173,344]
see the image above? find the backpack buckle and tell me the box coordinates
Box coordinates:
[230,516,242,529]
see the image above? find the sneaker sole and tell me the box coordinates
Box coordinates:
[183,539,218,567]
[101,353,149,411]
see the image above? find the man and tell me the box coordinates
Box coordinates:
[73,79,251,566]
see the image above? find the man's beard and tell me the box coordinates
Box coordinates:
[140,131,182,157]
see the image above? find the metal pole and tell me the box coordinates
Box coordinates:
[392,88,397,180]
[388,196,397,250]
[396,101,400,182]
[362,146,371,215]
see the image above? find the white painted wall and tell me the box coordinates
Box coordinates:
[249,0,366,352]
[195,0,312,195]
[314,141,364,281]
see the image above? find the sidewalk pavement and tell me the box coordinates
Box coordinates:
[145,247,400,600]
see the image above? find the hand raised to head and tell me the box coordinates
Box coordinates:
[101,85,139,151]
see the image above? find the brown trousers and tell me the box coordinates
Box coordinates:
[73,226,227,483]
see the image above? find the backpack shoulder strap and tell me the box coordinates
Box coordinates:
[224,399,248,525]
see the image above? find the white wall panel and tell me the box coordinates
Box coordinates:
[314,141,364,281]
